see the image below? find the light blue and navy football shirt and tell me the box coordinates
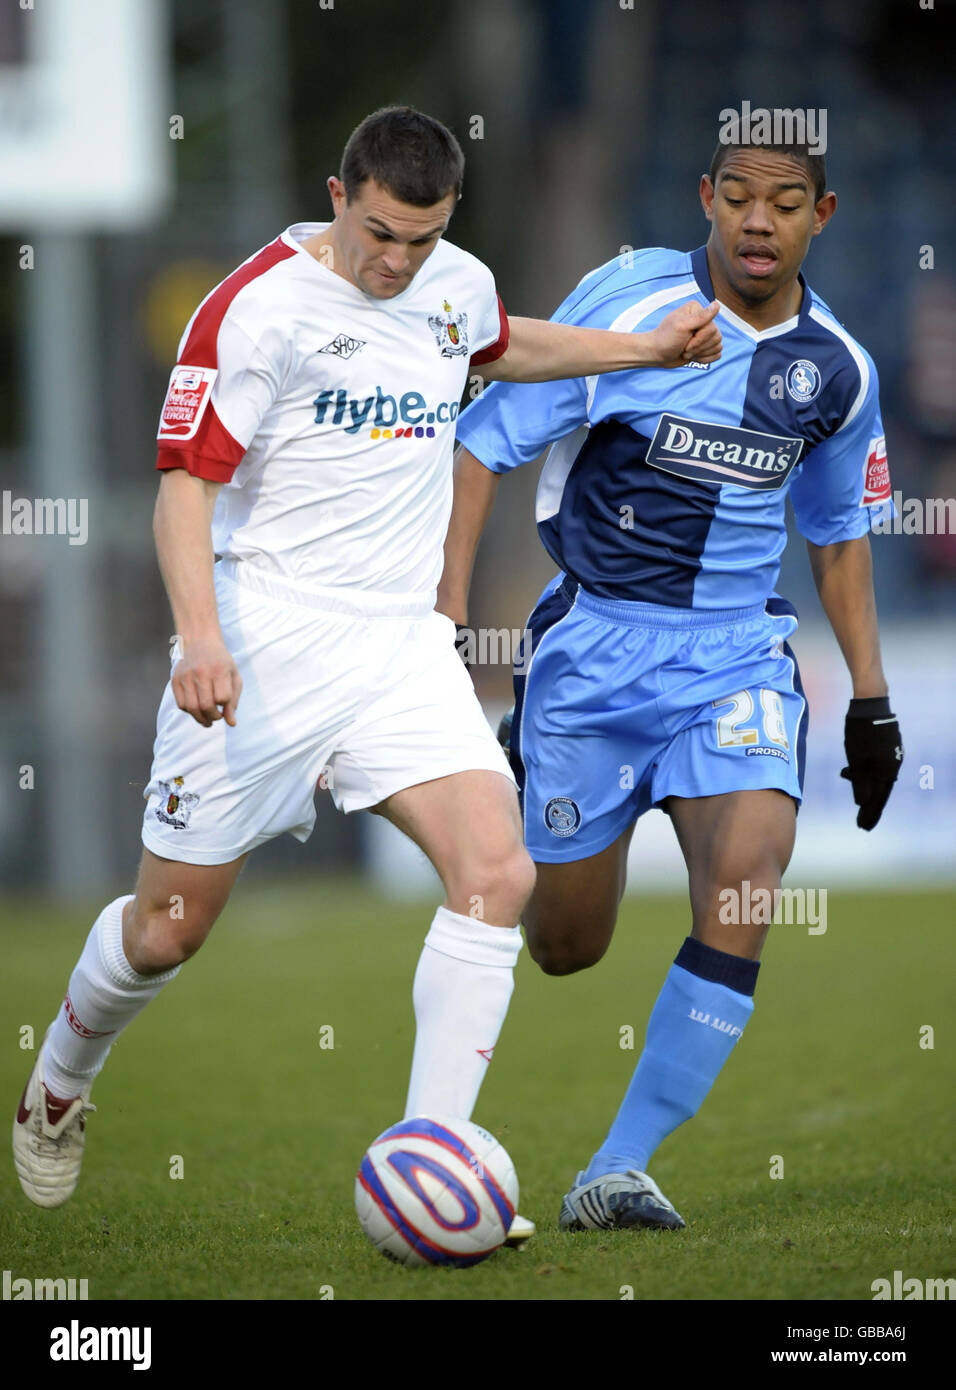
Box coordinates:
[455,246,892,609]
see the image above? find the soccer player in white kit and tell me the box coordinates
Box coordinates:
[13,107,721,1232]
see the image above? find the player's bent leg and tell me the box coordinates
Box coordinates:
[375,770,533,1121]
[522,823,635,976]
[13,848,246,1208]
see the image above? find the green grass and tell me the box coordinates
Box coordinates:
[1,882,953,1301]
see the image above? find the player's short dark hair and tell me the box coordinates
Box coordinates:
[340,106,465,206]
[709,134,827,204]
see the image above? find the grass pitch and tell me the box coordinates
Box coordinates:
[1,879,952,1301]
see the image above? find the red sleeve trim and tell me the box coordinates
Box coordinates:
[179,236,297,369]
[156,400,245,481]
[154,236,297,479]
[156,449,238,483]
[470,295,510,366]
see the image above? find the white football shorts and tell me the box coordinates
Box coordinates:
[141,559,515,864]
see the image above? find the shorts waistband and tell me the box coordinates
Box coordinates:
[573,586,766,629]
[218,558,435,618]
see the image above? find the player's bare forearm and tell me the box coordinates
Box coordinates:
[481,301,721,383]
[153,469,222,642]
[153,468,241,727]
[807,535,888,698]
[436,446,500,625]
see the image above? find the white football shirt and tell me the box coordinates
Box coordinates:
[156,223,508,598]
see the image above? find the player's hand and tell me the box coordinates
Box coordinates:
[840,697,902,830]
[172,637,242,728]
[651,300,722,368]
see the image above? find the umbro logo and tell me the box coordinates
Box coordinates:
[318,333,366,359]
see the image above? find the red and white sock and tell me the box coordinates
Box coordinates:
[44,896,181,1099]
[403,906,522,1121]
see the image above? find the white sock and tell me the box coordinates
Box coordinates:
[44,896,181,1099]
[403,905,522,1121]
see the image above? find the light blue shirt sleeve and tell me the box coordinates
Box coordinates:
[789,350,891,544]
[455,260,623,473]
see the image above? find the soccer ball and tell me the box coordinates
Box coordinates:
[355,1115,518,1268]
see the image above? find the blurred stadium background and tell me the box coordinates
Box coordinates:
[0,0,953,901]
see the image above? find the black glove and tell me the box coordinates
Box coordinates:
[840,696,903,830]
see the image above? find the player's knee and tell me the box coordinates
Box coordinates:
[527,933,609,976]
[691,855,789,945]
[700,853,786,914]
[523,903,613,975]
[703,816,795,904]
[451,844,535,923]
[503,846,537,915]
[124,899,216,973]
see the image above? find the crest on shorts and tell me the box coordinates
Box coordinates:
[154,776,200,830]
[428,299,469,357]
[544,796,581,837]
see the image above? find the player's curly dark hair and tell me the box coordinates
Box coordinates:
[709,137,827,203]
[340,105,465,207]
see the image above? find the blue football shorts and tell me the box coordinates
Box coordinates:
[510,577,808,864]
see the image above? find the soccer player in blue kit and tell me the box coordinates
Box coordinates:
[441,133,904,1231]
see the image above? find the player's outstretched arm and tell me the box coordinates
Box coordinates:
[153,468,242,729]
[436,446,499,626]
[482,300,721,383]
[807,535,903,829]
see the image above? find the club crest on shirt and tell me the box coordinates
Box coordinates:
[428,299,469,357]
[785,359,821,403]
[154,776,200,830]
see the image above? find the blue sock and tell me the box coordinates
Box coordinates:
[582,938,759,1181]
